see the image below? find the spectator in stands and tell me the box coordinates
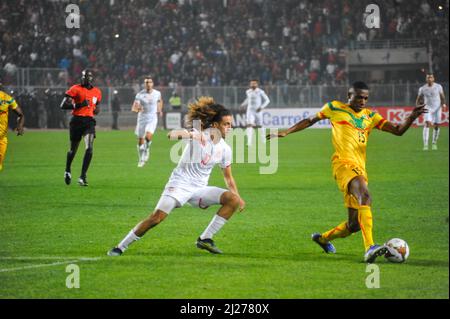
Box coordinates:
[0,0,447,87]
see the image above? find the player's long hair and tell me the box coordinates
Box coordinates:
[186,96,231,129]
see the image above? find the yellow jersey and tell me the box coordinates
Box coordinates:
[0,90,18,140]
[317,100,387,170]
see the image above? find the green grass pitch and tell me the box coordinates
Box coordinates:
[0,127,448,298]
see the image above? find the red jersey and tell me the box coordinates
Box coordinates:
[65,84,102,117]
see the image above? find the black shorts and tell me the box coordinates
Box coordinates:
[69,116,96,142]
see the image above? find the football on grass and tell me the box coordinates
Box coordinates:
[384,238,409,263]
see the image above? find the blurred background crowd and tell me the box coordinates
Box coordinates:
[1,0,448,88]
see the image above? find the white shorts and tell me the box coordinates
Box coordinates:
[135,118,158,137]
[247,110,262,126]
[424,107,442,124]
[155,186,227,214]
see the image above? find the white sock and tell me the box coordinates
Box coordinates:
[138,144,146,161]
[432,127,440,144]
[117,230,140,252]
[423,127,429,146]
[200,215,227,240]
[137,145,141,161]
[246,127,253,145]
[259,128,266,143]
[145,140,152,156]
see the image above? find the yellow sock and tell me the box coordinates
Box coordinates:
[358,205,374,251]
[321,221,351,242]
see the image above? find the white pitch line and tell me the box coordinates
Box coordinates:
[0,256,101,261]
[0,257,101,273]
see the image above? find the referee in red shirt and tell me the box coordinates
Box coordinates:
[60,69,102,186]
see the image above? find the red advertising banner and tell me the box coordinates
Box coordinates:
[371,106,449,127]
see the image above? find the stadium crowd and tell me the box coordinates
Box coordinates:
[6,89,67,129]
[1,0,448,87]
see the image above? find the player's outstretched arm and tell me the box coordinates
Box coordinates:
[381,104,427,136]
[13,106,25,136]
[168,129,191,140]
[167,129,206,143]
[267,115,321,140]
[222,166,245,212]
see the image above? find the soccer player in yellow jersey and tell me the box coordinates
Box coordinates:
[268,82,427,263]
[0,85,25,171]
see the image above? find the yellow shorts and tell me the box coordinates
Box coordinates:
[0,136,7,171]
[332,161,368,209]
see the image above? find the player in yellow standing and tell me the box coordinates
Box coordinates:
[268,81,427,263]
[0,84,25,171]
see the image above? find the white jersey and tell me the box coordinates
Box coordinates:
[243,88,270,112]
[418,83,443,112]
[135,89,161,121]
[167,129,232,189]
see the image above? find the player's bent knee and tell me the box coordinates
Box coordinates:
[359,191,371,206]
[221,192,240,210]
[350,179,371,206]
[228,193,241,210]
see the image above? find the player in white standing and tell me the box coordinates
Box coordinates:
[132,76,163,167]
[108,97,245,256]
[416,74,447,150]
[240,79,270,146]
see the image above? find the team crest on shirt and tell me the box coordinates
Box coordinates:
[349,115,369,130]
[93,97,98,104]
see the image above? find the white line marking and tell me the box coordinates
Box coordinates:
[0,257,101,273]
[0,256,101,261]
[0,260,79,273]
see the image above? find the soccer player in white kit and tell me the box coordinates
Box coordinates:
[240,79,270,146]
[132,76,163,167]
[108,97,245,256]
[416,74,447,150]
